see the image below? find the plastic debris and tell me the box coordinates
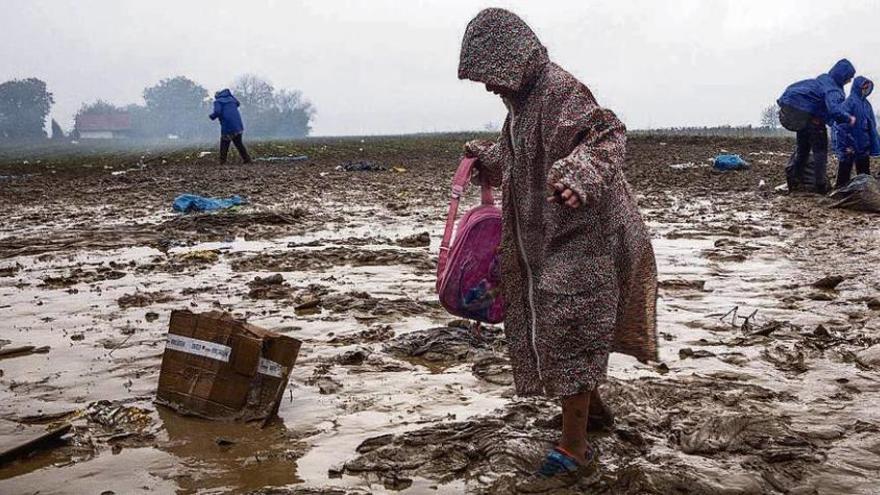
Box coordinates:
[254,155,309,163]
[336,161,386,172]
[713,154,750,171]
[829,174,880,213]
[172,194,247,213]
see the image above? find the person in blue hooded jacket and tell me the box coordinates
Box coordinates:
[832,76,880,188]
[777,59,856,193]
[209,89,252,164]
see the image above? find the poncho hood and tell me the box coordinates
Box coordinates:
[829,59,855,87]
[458,8,550,93]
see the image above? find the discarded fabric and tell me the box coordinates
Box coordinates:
[255,155,309,163]
[336,161,386,172]
[172,194,246,213]
[713,154,750,171]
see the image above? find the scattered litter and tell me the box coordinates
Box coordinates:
[0,423,72,466]
[749,150,788,157]
[668,162,705,170]
[198,151,212,158]
[156,310,302,422]
[172,194,247,213]
[255,155,309,163]
[829,174,880,213]
[713,154,750,171]
[392,166,407,173]
[85,400,153,430]
[336,161,386,172]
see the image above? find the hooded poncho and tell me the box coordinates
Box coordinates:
[210,89,244,135]
[778,59,855,125]
[832,76,880,160]
[459,8,658,397]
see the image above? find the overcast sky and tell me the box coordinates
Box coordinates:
[3,0,880,136]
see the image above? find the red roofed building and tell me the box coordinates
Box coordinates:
[75,112,132,139]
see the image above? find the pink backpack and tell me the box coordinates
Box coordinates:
[436,157,505,324]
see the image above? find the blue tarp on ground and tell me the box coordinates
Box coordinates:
[713,154,750,171]
[172,194,246,213]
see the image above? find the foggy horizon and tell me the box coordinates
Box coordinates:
[4,0,880,136]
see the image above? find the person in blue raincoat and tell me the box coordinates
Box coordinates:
[832,76,880,189]
[777,59,856,193]
[209,89,252,164]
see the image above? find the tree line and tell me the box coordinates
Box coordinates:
[0,75,315,141]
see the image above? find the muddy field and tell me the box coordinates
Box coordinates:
[0,134,878,494]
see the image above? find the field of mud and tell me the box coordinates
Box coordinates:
[1,134,879,494]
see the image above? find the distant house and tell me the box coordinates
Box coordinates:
[75,112,131,139]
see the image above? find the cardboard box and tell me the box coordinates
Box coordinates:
[156,310,302,422]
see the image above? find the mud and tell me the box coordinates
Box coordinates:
[230,247,436,274]
[384,324,506,369]
[342,377,822,494]
[1,135,879,494]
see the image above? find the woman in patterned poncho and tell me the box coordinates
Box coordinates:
[459,8,658,479]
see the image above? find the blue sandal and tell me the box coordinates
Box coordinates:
[537,445,598,478]
[517,445,599,493]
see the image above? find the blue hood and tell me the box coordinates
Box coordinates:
[214,88,237,103]
[778,59,855,124]
[209,89,244,134]
[851,76,873,99]
[829,59,855,87]
[832,75,880,158]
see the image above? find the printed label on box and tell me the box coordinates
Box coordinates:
[166,334,232,362]
[258,358,285,378]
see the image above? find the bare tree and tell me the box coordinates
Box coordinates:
[231,74,315,138]
[760,103,780,128]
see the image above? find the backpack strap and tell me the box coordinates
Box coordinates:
[437,157,495,280]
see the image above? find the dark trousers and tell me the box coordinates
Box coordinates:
[835,155,871,189]
[220,133,251,164]
[786,119,828,193]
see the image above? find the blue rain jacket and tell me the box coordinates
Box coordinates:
[209,89,244,135]
[778,59,855,125]
[832,76,880,159]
